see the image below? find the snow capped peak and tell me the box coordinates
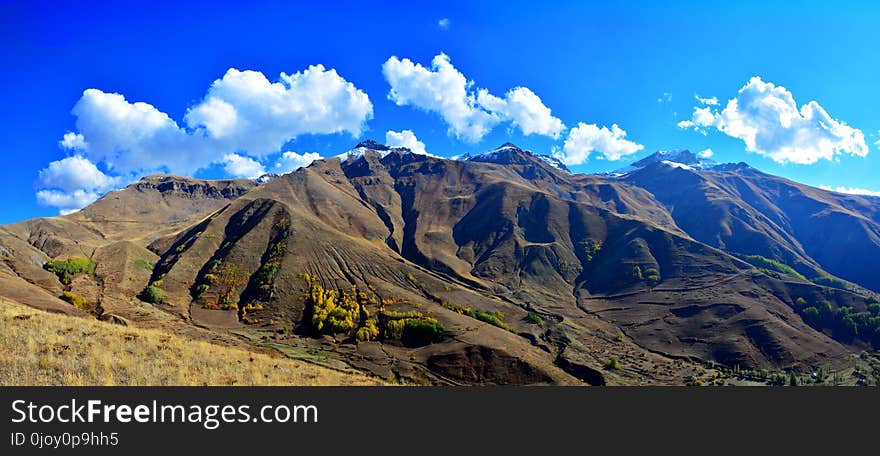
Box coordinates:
[472,143,523,160]
[464,143,570,173]
[337,140,410,161]
[608,149,718,176]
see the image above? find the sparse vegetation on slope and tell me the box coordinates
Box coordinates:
[743,255,805,279]
[442,302,512,331]
[811,274,849,290]
[304,274,445,345]
[793,295,880,346]
[0,299,383,386]
[140,285,165,304]
[59,291,91,312]
[133,259,154,271]
[580,239,602,262]
[45,257,96,285]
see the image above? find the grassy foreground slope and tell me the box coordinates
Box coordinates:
[0,299,383,386]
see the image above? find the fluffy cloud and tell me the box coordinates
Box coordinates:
[37,155,118,193]
[36,189,101,215]
[69,89,197,174]
[59,132,87,151]
[222,154,265,179]
[385,130,429,155]
[39,65,371,213]
[185,66,373,156]
[438,18,450,29]
[62,66,371,177]
[35,155,120,215]
[504,87,565,138]
[382,53,564,142]
[698,148,713,158]
[552,123,643,165]
[678,77,868,164]
[819,185,880,197]
[274,151,322,174]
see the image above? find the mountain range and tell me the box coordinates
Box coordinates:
[2,141,878,385]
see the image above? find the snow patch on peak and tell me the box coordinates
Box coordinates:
[606,149,718,176]
[337,142,411,161]
[660,160,695,171]
[537,154,570,172]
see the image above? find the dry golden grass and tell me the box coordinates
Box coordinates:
[0,299,384,386]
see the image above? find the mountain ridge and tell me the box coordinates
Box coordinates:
[2,141,878,385]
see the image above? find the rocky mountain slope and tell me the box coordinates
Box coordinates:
[2,143,878,385]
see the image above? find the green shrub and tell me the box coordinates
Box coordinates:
[195,284,209,295]
[644,267,661,282]
[794,297,807,308]
[356,319,379,342]
[305,275,358,335]
[133,259,154,271]
[60,291,89,310]
[45,257,96,285]
[580,239,602,262]
[473,310,509,330]
[632,266,643,280]
[525,312,544,326]
[141,285,165,304]
[812,275,848,290]
[801,306,820,323]
[402,319,446,345]
[742,255,805,279]
[604,357,621,370]
[383,319,406,340]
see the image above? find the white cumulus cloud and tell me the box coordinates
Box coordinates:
[679,77,868,164]
[39,65,372,214]
[35,155,120,215]
[36,189,101,215]
[222,154,266,179]
[382,53,564,142]
[69,89,197,174]
[438,18,450,29]
[37,155,118,193]
[62,66,371,177]
[698,148,713,158]
[59,132,88,151]
[185,66,373,156]
[385,130,429,155]
[503,87,565,138]
[819,185,880,197]
[552,123,643,165]
[274,151,322,174]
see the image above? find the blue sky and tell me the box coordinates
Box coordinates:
[2,0,879,223]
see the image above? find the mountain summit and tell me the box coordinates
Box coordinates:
[464,143,570,172]
[611,149,717,175]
